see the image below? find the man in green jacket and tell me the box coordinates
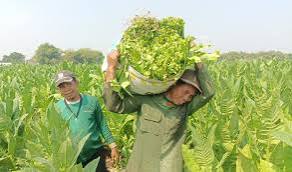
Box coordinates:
[54,70,119,172]
[103,50,215,172]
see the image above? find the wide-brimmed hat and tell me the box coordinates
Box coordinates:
[54,70,76,87]
[180,69,202,93]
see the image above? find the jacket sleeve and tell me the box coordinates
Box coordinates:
[186,65,215,115]
[95,101,115,145]
[103,82,142,114]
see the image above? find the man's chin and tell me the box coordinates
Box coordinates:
[178,101,189,105]
[175,102,185,105]
[64,95,73,100]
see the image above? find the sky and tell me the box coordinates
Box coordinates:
[0,0,291,59]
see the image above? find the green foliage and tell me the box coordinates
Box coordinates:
[184,59,292,172]
[0,63,132,171]
[63,48,104,64]
[31,43,104,64]
[24,104,88,171]
[117,16,219,81]
[33,43,62,64]
[83,157,99,172]
[0,59,291,171]
[1,52,26,63]
[220,51,292,60]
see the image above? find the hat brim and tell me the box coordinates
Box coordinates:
[180,78,202,93]
[55,77,73,87]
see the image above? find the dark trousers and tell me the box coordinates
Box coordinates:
[80,146,110,172]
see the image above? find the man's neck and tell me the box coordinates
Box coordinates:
[66,94,81,102]
[164,92,176,107]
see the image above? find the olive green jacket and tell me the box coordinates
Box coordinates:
[103,66,215,172]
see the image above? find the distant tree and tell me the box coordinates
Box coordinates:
[1,52,26,63]
[62,48,104,64]
[33,43,62,64]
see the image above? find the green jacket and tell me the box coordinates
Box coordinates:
[103,66,215,172]
[56,94,115,163]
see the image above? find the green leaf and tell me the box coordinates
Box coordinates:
[83,157,100,172]
[272,131,292,146]
[258,159,278,172]
[236,152,257,172]
[121,81,130,89]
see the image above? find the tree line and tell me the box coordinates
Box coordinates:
[1,44,292,64]
[0,43,104,64]
[220,51,292,60]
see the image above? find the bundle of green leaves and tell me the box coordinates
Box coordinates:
[117,16,220,81]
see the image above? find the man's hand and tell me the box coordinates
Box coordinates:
[107,50,120,70]
[105,50,120,83]
[110,147,120,167]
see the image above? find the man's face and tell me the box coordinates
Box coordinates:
[168,83,197,105]
[57,80,79,100]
